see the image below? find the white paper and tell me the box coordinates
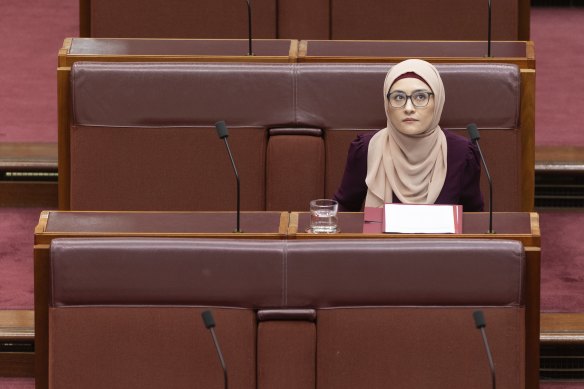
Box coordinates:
[384,204,456,233]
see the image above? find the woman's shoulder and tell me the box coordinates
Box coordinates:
[443,129,477,156]
[443,129,481,170]
[354,130,378,145]
[443,129,472,147]
[348,130,379,153]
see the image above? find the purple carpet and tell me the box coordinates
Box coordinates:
[0,0,77,142]
[540,211,584,312]
[531,8,584,147]
[0,208,43,309]
[0,379,34,389]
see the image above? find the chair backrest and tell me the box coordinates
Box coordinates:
[48,237,526,389]
[64,62,526,211]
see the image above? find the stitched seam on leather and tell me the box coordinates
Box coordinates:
[283,243,288,307]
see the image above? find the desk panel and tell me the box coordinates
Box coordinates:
[34,210,286,389]
[299,40,535,69]
[290,210,540,389]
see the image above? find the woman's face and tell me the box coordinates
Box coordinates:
[387,77,435,135]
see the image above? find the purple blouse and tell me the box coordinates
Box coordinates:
[333,129,484,212]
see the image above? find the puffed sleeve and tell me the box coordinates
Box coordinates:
[332,133,374,212]
[460,142,485,212]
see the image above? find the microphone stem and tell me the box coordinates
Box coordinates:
[247,0,253,56]
[210,327,228,389]
[487,0,492,57]
[480,327,496,389]
[475,141,494,233]
[222,139,241,232]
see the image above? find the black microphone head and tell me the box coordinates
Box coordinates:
[202,310,216,329]
[215,121,229,139]
[473,310,486,329]
[467,123,480,142]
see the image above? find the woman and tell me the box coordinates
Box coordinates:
[333,59,484,212]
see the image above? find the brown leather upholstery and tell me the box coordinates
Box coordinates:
[86,0,277,39]
[285,239,525,388]
[316,308,523,389]
[48,237,525,389]
[67,62,522,211]
[266,129,325,211]
[50,238,285,306]
[303,40,529,59]
[49,307,256,389]
[277,0,329,39]
[81,0,528,40]
[330,0,521,40]
[285,239,524,307]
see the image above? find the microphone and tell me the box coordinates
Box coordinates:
[214,121,242,233]
[487,0,492,57]
[202,310,228,389]
[473,311,496,389]
[467,123,494,234]
[245,0,253,56]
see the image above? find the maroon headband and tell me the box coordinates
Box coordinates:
[391,72,430,88]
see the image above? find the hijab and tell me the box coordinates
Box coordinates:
[364,59,447,207]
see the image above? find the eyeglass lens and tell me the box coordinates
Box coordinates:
[388,91,432,108]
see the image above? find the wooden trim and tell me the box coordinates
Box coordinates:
[525,247,541,389]
[288,212,299,235]
[300,56,533,69]
[57,67,71,210]
[287,40,299,63]
[0,182,58,208]
[0,353,34,377]
[63,54,293,67]
[535,146,584,163]
[0,310,34,340]
[297,40,308,58]
[526,40,535,61]
[541,313,584,344]
[0,142,57,170]
[0,309,34,378]
[79,0,91,37]
[520,69,536,212]
[518,0,531,40]
[296,40,535,69]
[58,38,73,68]
[34,245,50,389]
[34,211,51,238]
[529,212,541,241]
[278,212,290,235]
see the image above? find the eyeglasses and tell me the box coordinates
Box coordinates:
[387,91,434,108]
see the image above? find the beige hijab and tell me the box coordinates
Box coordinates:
[364,59,447,207]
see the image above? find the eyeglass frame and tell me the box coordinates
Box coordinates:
[386,90,434,108]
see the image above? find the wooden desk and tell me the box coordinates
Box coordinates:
[34,210,539,389]
[34,210,288,389]
[290,211,540,389]
[59,38,298,67]
[298,40,535,69]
